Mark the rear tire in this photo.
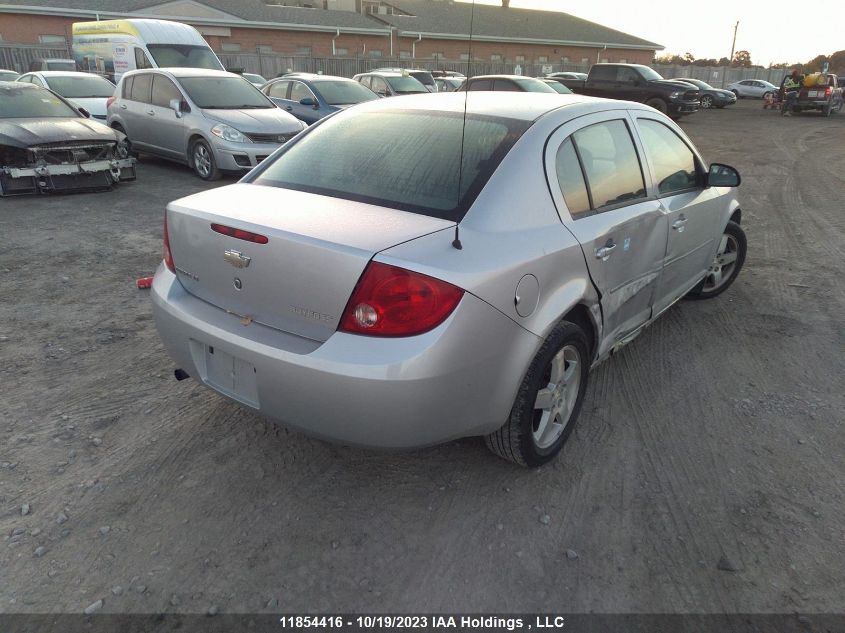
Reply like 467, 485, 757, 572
645, 97, 668, 114
190, 138, 221, 181
686, 221, 747, 300
485, 321, 589, 467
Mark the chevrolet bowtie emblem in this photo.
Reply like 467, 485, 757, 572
223, 249, 251, 269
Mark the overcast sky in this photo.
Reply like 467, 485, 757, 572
460, 0, 843, 65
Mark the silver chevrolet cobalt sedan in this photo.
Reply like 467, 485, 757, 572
152, 93, 746, 466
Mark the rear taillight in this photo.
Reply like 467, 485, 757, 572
339, 262, 464, 337
106, 96, 116, 109
163, 211, 175, 273
823, 87, 832, 98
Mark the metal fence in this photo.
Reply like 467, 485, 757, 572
0, 42, 791, 87
652, 64, 789, 87
0, 43, 72, 73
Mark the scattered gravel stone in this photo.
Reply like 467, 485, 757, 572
331, 541, 338, 549
21, 504, 31, 516
170, 594, 180, 606
84, 599, 103, 615
98, 526, 111, 536
566, 549, 579, 560
717, 555, 740, 572
47, 569, 58, 577
134, 585, 146, 594
111, 586, 124, 596
30, 528, 40, 536
266, 598, 279, 609
797, 438, 806, 445
68, 450, 77, 460
207, 605, 219, 616
11, 527, 25, 537
56, 513, 69, 525
496, 523, 504, 530
34, 546, 47, 558
539, 514, 551, 525
91, 438, 103, 447
60, 528, 71, 538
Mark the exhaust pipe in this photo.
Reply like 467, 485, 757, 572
174, 368, 190, 381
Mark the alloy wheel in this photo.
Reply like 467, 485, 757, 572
703, 233, 739, 292
532, 344, 581, 450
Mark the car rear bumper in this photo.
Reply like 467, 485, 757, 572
150, 264, 541, 448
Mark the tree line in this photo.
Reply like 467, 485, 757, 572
654, 49, 845, 74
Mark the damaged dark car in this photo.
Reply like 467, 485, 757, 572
0, 82, 135, 196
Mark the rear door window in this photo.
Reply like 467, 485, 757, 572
370, 76, 389, 97
122, 76, 134, 98
571, 119, 646, 210
590, 66, 616, 81
468, 79, 492, 91
129, 73, 152, 103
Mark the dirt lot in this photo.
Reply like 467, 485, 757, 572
1, 100, 844, 622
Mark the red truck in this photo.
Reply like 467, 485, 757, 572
782, 73, 844, 116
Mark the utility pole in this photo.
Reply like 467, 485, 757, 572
729, 21, 739, 65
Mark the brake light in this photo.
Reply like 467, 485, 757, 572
106, 96, 116, 109
163, 211, 175, 273
211, 223, 269, 244
823, 87, 832, 98
339, 262, 464, 337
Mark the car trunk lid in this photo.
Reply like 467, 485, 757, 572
166, 183, 453, 342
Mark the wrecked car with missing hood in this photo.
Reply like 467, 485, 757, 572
0, 81, 135, 196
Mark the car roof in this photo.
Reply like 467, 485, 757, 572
469, 75, 538, 81
123, 68, 239, 79
356, 71, 407, 78
26, 71, 108, 78
343, 91, 631, 122
281, 74, 355, 83
0, 82, 40, 93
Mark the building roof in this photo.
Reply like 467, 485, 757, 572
0, 0, 391, 33
371, 0, 662, 50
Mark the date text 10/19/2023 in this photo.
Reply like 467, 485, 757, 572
278, 616, 568, 630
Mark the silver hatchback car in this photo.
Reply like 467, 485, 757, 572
152, 93, 746, 466
107, 69, 305, 180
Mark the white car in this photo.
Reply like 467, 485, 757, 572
16, 71, 115, 120
726, 79, 777, 99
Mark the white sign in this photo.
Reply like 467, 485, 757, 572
541, 64, 553, 75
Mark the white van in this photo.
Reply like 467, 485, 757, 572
72, 19, 224, 83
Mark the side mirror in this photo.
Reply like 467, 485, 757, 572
299, 97, 317, 108
170, 98, 190, 117
707, 163, 741, 187
78, 107, 91, 119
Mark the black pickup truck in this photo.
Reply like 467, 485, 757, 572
558, 64, 700, 119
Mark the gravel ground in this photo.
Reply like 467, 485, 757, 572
1, 100, 843, 621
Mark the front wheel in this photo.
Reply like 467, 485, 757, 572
645, 98, 668, 114
485, 321, 589, 467
191, 138, 221, 181
700, 95, 713, 109
686, 221, 747, 300
763, 91, 773, 100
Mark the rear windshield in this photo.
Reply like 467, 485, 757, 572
385, 76, 428, 94
314, 80, 378, 105
252, 109, 530, 221
0, 84, 79, 118
178, 76, 273, 109
46, 75, 115, 98
46, 61, 76, 71
146, 45, 224, 71
514, 77, 558, 93
410, 71, 435, 87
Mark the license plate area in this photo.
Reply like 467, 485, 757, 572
189, 340, 259, 408
808, 90, 818, 97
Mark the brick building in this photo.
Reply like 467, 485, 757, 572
0, 0, 662, 73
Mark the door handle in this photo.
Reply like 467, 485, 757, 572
672, 216, 689, 232
595, 241, 617, 261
